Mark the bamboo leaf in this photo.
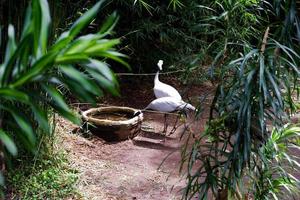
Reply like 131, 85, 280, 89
85, 59, 117, 82
20, 5, 33, 40
1, 34, 32, 86
99, 12, 119, 35
0, 88, 30, 103
50, 103, 80, 125
60, 65, 102, 96
55, 53, 89, 64
39, 0, 51, 54
266, 69, 283, 107
69, 1, 104, 38
42, 84, 69, 111
11, 52, 57, 88
85, 68, 119, 96
0, 105, 36, 146
4, 25, 17, 65
0, 172, 4, 186
63, 78, 97, 103
84, 39, 120, 54
32, 0, 42, 57
30, 103, 49, 132
96, 51, 130, 69
0, 129, 17, 156
63, 34, 99, 55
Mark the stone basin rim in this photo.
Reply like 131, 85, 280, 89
82, 106, 143, 126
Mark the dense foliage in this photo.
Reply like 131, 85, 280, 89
181, 0, 300, 199
66, 0, 211, 73
0, 0, 125, 194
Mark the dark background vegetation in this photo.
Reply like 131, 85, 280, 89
1, 0, 209, 74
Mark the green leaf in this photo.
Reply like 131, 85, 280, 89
99, 12, 119, 35
1, 34, 32, 86
11, 114, 35, 146
133, 0, 153, 14
0, 88, 30, 103
11, 51, 57, 88
85, 68, 119, 96
84, 39, 120, 54
0, 88, 49, 133
20, 5, 33, 40
60, 65, 102, 96
0, 105, 35, 146
0, 129, 17, 156
197, 5, 217, 12
55, 53, 89, 64
42, 84, 69, 111
239, 49, 259, 77
39, 0, 51, 54
259, 55, 267, 99
266, 69, 283, 107
50, 103, 81, 125
0, 172, 4, 186
4, 25, 17, 65
168, 0, 184, 11
69, 1, 104, 38
63, 78, 97, 103
86, 59, 117, 82
63, 34, 99, 55
50, 32, 72, 52
96, 51, 130, 69
32, 0, 42, 57
30, 103, 49, 133
280, 57, 300, 75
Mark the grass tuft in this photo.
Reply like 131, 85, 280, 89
5, 129, 81, 199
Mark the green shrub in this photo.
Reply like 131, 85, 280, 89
7, 142, 80, 199
0, 0, 126, 194
181, 0, 300, 199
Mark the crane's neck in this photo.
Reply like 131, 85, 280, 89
154, 70, 160, 85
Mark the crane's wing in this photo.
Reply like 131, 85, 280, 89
145, 97, 181, 112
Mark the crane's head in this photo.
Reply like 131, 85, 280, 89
157, 60, 163, 70
178, 102, 197, 117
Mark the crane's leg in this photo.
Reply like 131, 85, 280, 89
169, 114, 180, 135
160, 113, 169, 143
163, 113, 168, 134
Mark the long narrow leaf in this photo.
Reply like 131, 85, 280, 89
69, 1, 104, 38
99, 12, 119, 35
11, 52, 57, 88
60, 65, 102, 96
39, 0, 51, 54
0, 129, 17, 156
0, 105, 35, 146
4, 25, 17, 65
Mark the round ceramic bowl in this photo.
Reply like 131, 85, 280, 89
82, 106, 143, 141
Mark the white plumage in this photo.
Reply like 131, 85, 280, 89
145, 97, 195, 113
144, 97, 196, 135
154, 60, 182, 100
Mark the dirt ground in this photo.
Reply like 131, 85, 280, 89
59, 76, 214, 200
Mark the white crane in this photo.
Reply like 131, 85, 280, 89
144, 97, 196, 134
154, 60, 182, 100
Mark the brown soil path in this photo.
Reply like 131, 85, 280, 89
60, 116, 188, 199
60, 77, 214, 200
